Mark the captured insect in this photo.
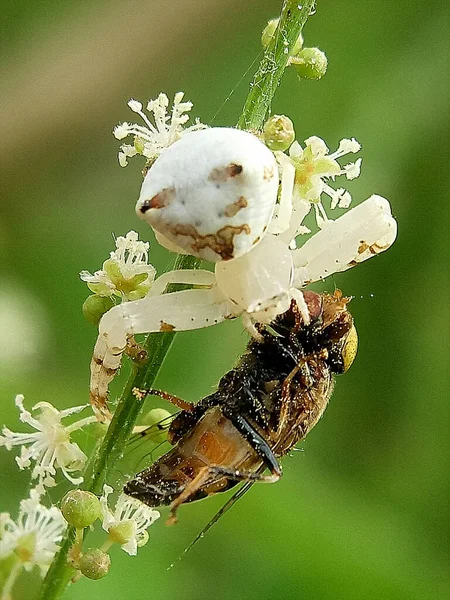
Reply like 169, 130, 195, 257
124, 289, 357, 525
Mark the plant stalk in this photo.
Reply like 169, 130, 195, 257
38, 1, 315, 598
238, 0, 316, 131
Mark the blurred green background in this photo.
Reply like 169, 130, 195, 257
1, 1, 448, 599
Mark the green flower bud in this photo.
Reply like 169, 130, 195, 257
61, 491, 101, 529
261, 18, 278, 47
82, 295, 115, 325
263, 115, 295, 151
261, 18, 303, 54
88, 421, 108, 440
108, 519, 135, 545
140, 408, 171, 444
79, 548, 111, 580
291, 47, 328, 80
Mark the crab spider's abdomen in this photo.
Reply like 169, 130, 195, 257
136, 128, 279, 262
215, 235, 293, 320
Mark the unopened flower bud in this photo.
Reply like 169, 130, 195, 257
263, 115, 295, 151
140, 408, 171, 444
80, 548, 111, 580
261, 18, 278, 47
89, 421, 108, 440
261, 18, 303, 54
291, 47, 328, 80
61, 490, 101, 529
82, 295, 115, 325
108, 519, 135, 545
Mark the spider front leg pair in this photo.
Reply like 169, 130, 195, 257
89, 233, 294, 418
90, 271, 231, 418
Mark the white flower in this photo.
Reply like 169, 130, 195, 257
100, 485, 159, 556
0, 489, 66, 574
278, 135, 362, 228
80, 230, 156, 301
113, 92, 207, 166
0, 395, 96, 495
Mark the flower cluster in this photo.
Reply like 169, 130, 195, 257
0, 391, 161, 586
0, 489, 66, 574
80, 230, 156, 301
113, 92, 206, 167
278, 134, 363, 231
0, 395, 96, 495
100, 485, 160, 556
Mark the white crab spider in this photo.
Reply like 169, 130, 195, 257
90, 127, 397, 418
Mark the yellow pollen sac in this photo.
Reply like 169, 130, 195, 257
342, 324, 358, 372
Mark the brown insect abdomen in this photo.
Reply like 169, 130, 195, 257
125, 406, 256, 508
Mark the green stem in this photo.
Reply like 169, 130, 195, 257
87, 253, 200, 495
1, 560, 22, 600
38, 2, 313, 598
238, 0, 316, 131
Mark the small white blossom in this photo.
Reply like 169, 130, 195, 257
0, 489, 66, 574
118, 144, 138, 167
127, 99, 143, 113
278, 134, 362, 229
80, 230, 156, 301
100, 485, 159, 556
343, 158, 362, 181
0, 395, 96, 495
113, 92, 206, 166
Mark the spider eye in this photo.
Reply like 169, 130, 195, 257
341, 323, 358, 373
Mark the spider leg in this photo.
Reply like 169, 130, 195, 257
148, 269, 215, 297
90, 288, 232, 419
292, 195, 397, 286
267, 154, 295, 235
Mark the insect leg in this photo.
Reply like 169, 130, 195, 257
220, 409, 282, 478
167, 462, 280, 526
207, 466, 279, 484
276, 363, 302, 435
132, 387, 195, 412
166, 466, 213, 525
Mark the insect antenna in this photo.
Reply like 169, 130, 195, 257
167, 479, 257, 570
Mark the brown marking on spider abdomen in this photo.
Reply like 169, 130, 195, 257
263, 165, 275, 181
224, 196, 248, 218
171, 223, 251, 260
208, 163, 243, 182
139, 187, 176, 213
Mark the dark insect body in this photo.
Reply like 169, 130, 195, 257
124, 290, 358, 524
